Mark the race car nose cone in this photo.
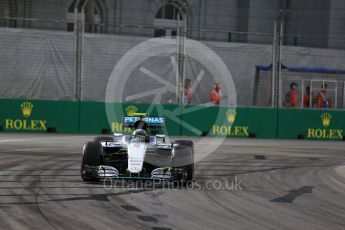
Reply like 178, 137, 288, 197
128, 142, 147, 173
128, 157, 145, 173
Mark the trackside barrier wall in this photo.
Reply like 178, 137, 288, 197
277, 109, 345, 140
0, 99, 79, 133
0, 99, 344, 140
79, 102, 277, 138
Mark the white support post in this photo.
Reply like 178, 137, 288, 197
277, 20, 284, 108
176, 15, 181, 104
271, 21, 277, 108
74, 0, 81, 100
74, 0, 88, 101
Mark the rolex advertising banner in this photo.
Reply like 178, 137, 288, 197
0, 99, 79, 133
277, 109, 345, 140
0, 99, 344, 141
79, 102, 276, 138
79, 103, 276, 138
203, 107, 277, 138
178, 106, 277, 138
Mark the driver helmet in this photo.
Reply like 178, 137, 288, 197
132, 129, 148, 142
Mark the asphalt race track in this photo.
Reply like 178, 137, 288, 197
0, 133, 345, 230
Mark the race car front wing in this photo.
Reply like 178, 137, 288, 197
84, 165, 184, 180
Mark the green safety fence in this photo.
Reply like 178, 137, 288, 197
0, 98, 344, 140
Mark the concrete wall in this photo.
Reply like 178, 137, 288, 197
284, 0, 330, 48
0, 0, 344, 48
2, 27, 345, 106
328, 0, 345, 49
247, 0, 280, 44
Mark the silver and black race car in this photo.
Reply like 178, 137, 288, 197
80, 115, 194, 182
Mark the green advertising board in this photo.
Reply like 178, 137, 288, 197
79, 103, 277, 138
200, 107, 277, 139
0, 98, 344, 141
0, 99, 79, 133
80, 102, 181, 135
277, 109, 345, 140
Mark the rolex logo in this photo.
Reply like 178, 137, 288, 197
125, 105, 138, 116
21, 101, 33, 118
226, 109, 237, 124
321, 112, 331, 128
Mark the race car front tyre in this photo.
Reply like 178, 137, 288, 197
174, 140, 194, 178
172, 142, 194, 182
81, 141, 104, 181
174, 140, 194, 148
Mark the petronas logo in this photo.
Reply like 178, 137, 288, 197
321, 112, 331, 128
21, 101, 33, 118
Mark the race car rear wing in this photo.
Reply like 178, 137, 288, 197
123, 116, 165, 128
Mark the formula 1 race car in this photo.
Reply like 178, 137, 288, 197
80, 115, 194, 182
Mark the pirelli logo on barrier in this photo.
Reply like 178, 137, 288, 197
211, 109, 250, 137
4, 101, 47, 131
307, 112, 343, 140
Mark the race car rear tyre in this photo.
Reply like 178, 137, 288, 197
172, 142, 194, 182
94, 136, 114, 143
81, 141, 104, 181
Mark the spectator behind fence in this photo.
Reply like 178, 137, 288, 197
284, 82, 298, 107
303, 86, 311, 108
210, 82, 226, 105
316, 83, 332, 109
182, 78, 193, 105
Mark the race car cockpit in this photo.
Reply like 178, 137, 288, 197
131, 129, 148, 142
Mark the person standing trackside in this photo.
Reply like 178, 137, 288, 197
303, 86, 311, 108
210, 82, 226, 105
182, 78, 193, 105
316, 83, 331, 109
284, 82, 298, 107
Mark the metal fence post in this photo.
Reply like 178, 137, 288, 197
176, 16, 180, 104
74, 0, 88, 101
271, 21, 277, 108
277, 19, 284, 108
74, 0, 81, 101
176, 12, 187, 105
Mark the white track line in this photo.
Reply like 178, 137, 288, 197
0, 137, 49, 143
